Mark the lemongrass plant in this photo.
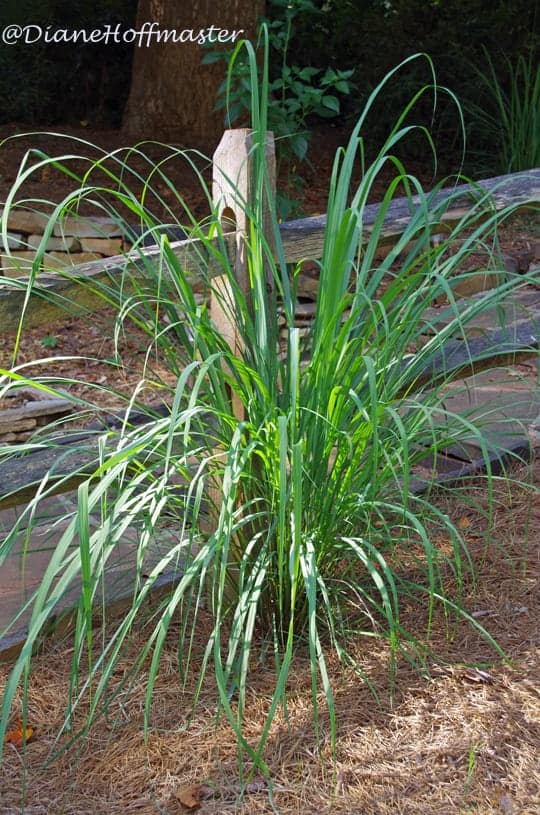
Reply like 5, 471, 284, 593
0, 41, 536, 777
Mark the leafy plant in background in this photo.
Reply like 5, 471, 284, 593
203, 0, 354, 217
0, 39, 536, 787
466, 47, 540, 175
283, 0, 539, 173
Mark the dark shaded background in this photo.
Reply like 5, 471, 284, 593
0, 1, 538, 169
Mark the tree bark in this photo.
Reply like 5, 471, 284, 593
121, 0, 263, 149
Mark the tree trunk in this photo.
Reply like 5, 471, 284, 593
121, 0, 263, 149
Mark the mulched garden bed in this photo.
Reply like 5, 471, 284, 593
1, 458, 538, 814
0, 124, 538, 814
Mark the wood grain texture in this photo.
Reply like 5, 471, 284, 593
1, 169, 537, 331
0, 441, 101, 510
280, 169, 540, 262
0, 232, 238, 331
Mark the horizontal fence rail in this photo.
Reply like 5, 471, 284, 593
0, 128, 538, 511
1, 167, 538, 332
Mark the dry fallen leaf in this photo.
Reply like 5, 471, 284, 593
173, 776, 267, 808
244, 778, 268, 795
174, 784, 202, 811
499, 793, 514, 814
457, 516, 472, 529
4, 721, 34, 748
462, 667, 495, 684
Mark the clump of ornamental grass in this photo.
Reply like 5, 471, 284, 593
466, 47, 540, 174
0, 43, 536, 781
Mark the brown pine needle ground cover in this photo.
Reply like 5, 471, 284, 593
1, 456, 538, 815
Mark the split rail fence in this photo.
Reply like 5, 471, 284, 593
0, 128, 539, 511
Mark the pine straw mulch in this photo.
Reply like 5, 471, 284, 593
0, 456, 538, 815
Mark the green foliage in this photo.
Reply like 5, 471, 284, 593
286, 0, 539, 170
212, 58, 354, 161
1, 0, 537, 178
466, 48, 540, 174
0, 42, 536, 781
203, 0, 354, 216
39, 334, 58, 348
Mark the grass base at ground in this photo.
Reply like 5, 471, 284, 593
1, 457, 538, 815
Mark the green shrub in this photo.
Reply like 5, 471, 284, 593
287, 0, 539, 170
203, 0, 354, 217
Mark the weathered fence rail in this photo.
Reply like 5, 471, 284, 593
280, 168, 540, 262
1, 153, 538, 332
0, 130, 539, 511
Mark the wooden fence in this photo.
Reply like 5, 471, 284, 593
1, 129, 538, 334
0, 129, 539, 510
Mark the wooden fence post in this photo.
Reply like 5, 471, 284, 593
210, 128, 276, 419
204, 129, 276, 534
